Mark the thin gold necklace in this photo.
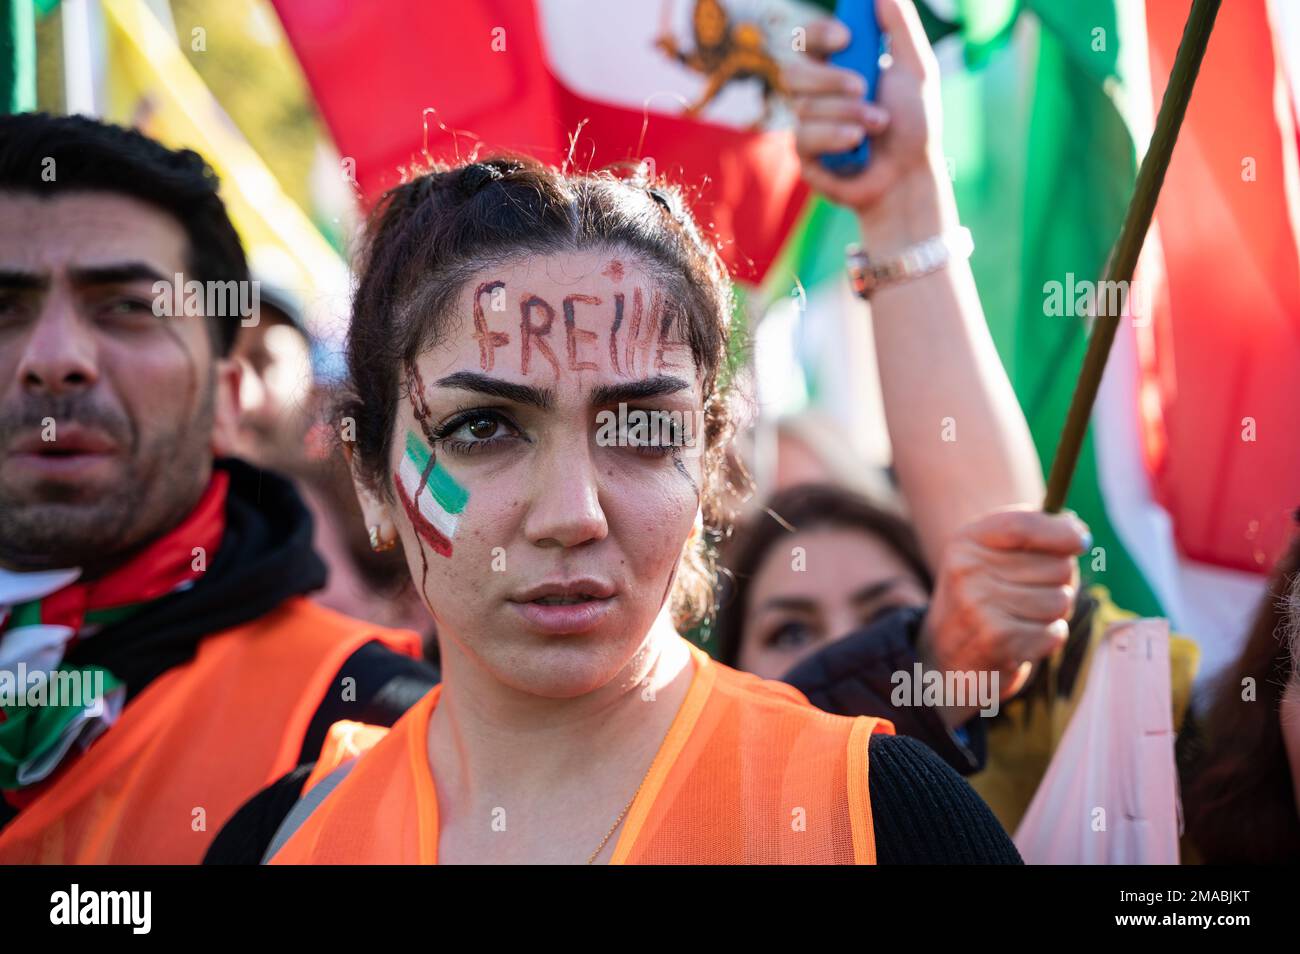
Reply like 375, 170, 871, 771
588, 644, 691, 863
587, 774, 649, 864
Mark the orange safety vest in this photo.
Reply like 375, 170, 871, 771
0, 597, 420, 864
270, 640, 894, 865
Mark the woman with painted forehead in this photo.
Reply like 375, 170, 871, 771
255, 150, 1019, 865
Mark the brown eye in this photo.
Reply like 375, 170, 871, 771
434, 408, 524, 457
467, 416, 499, 439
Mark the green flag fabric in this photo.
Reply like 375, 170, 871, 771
1, 0, 37, 114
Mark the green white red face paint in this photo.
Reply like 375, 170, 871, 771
395, 428, 468, 558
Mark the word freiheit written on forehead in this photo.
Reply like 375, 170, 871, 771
470, 270, 693, 377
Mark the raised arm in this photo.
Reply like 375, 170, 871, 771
785, 0, 1043, 570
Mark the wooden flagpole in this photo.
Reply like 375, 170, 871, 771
1043, 0, 1222, 513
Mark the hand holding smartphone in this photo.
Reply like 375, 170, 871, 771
819, 0, 884, 176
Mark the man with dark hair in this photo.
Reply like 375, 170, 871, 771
0, 112, 249, 358
0, 113, 438, 863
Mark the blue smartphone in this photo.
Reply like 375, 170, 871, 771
819, 0, 883, 176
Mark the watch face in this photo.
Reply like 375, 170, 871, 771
846, 261, 873, 298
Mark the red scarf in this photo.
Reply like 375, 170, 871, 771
1, 470, 230, 806
24, 471, 230, 637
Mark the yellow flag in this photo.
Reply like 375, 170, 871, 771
100, 0, 349, 366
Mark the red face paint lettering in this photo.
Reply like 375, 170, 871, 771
518, 294, 560, 376
624, 288, 664, 376
655, 300, 690, 372
608, 293, 624, 375
472, 280, 511, 371
562, 294, 601, 372
624, 287, 644, 376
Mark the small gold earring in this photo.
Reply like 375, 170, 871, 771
369, 525, 396, 552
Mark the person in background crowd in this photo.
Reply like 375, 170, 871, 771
229, 292, 434, 654
0, 112, 438, 863
1184, 529, 1300, 862
228, 280, 315, 476
715, 483, 951, 751
716, 482, 1200, 834
719, 485, 930, 684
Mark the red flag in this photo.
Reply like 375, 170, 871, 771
1141, 0, 1300, 573
271, 0, 811, 282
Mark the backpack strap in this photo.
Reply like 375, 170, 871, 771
261, 759, 357, 864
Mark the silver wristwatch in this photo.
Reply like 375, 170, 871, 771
846, 227, 974, 299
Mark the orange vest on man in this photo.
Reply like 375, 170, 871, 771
0, 598, 419, 864
269, 641, 894, 865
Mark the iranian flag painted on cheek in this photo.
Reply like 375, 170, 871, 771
396, 430, 469, 558
270, 0, 822, 281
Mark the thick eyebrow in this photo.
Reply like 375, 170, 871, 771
590, 375, 691, 407
849, 579, 906, 605
759, 596, 818, 614
0, 270, 48, 291
435, 371, 553, 410
0, 264, 168, 291
69, 263, 170, 287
